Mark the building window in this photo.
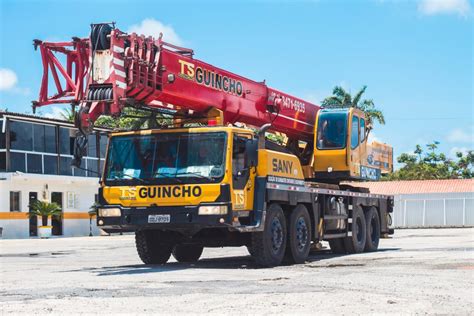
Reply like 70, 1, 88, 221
10, 191, 21, 212
59, 127, 74, 155
87, 158, 99, 177
44, 125, 57, 153
0, 152, 5, 172
99, 159, 105, 176
33, 124, 46, 152
44, 155, 58, 175
10, 152, 26, 172
59, 156, 73, 176
10, 121, 33, 151
73, 166, 86, 177
88, 133, 97, 157
0, 119, 5, 149
27, 153, 43, 174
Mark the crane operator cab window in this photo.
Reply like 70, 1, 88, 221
316, 111, 348, 149
351, 115, 359, 149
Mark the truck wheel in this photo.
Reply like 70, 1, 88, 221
364, 207, 380, 252
172, 244, 204, 262
344, 205, 367, 254
328, 238, 346, 254
284, 205, 311, 264
135, 230, 173, 264
250, 203, 287, 267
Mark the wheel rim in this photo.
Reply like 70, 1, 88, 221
296, 217, 308, 251
271, 217, 284, 254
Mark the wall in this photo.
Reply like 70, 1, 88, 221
0, 172, 101, 239
392, 192, 474, 228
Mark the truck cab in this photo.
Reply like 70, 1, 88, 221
97, 126, 262, 232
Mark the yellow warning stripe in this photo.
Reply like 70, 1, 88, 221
0, 212, 95, 220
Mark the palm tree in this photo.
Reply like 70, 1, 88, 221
28, 200, 62, 227
321, 85, 385, 129
59, 107, 75, 122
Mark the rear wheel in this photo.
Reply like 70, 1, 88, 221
250, 203, 287, 267
344, 206, 367, 254
135, 230, 173, 264
284, 205, 311, 264
172, 244, 204, 262
364, 207, 380, 252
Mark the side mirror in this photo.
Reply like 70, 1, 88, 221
245, 139, 258, 168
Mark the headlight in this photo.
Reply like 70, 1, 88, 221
198, 205, 228, 215
98, 208, 121, 217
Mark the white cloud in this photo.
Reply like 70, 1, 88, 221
0, 68, 18, 91
449, 146, 470, 157
43, 106, 69, 120
128, 19, 183, 45
446, 126, 474, 143
367, 131, 381, 144
418, 0, 472, 17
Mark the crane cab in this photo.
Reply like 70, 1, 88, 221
312, 107, 384, 182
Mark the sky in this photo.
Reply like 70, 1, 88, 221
0, 0, 472, 166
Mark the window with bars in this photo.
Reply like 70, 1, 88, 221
10, 191, 21, 212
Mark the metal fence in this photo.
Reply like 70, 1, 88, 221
393, 193, 474, 228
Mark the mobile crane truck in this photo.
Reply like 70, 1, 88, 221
33, 22, 394, 266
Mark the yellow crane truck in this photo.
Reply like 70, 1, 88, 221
33, 23, 394, 266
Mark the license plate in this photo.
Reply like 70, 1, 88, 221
148, 214, 170, 223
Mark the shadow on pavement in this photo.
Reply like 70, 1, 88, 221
85, 247, 400, 276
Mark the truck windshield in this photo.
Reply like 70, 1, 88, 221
316, 111, 348, 149
105, 132, 227, 185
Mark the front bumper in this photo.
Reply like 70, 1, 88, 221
97, 203, 232, 232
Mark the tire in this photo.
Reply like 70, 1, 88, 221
172, 244, 204, 263
250, 203, 287, 267
344, 205, 367, 254
284, 205, 311, 264
329, 238, 346, 254
364, 207, 381, 252
135, 230, 173, 264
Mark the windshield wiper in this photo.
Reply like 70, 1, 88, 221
175, 171, 213, 181
152, 172, 182, 183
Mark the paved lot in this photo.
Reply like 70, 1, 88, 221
1, 228, 473, 315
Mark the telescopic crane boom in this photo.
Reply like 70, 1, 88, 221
33, 23, 318, 142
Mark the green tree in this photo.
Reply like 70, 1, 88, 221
50, 106, 171, 130
95, 108, 172, 129
59, 107, 75, 121
321, 85, 385, 129
385, 143, 474, 180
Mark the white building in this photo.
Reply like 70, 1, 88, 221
0, 111, 110, 238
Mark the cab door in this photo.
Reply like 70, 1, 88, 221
231, 134, 256, 211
